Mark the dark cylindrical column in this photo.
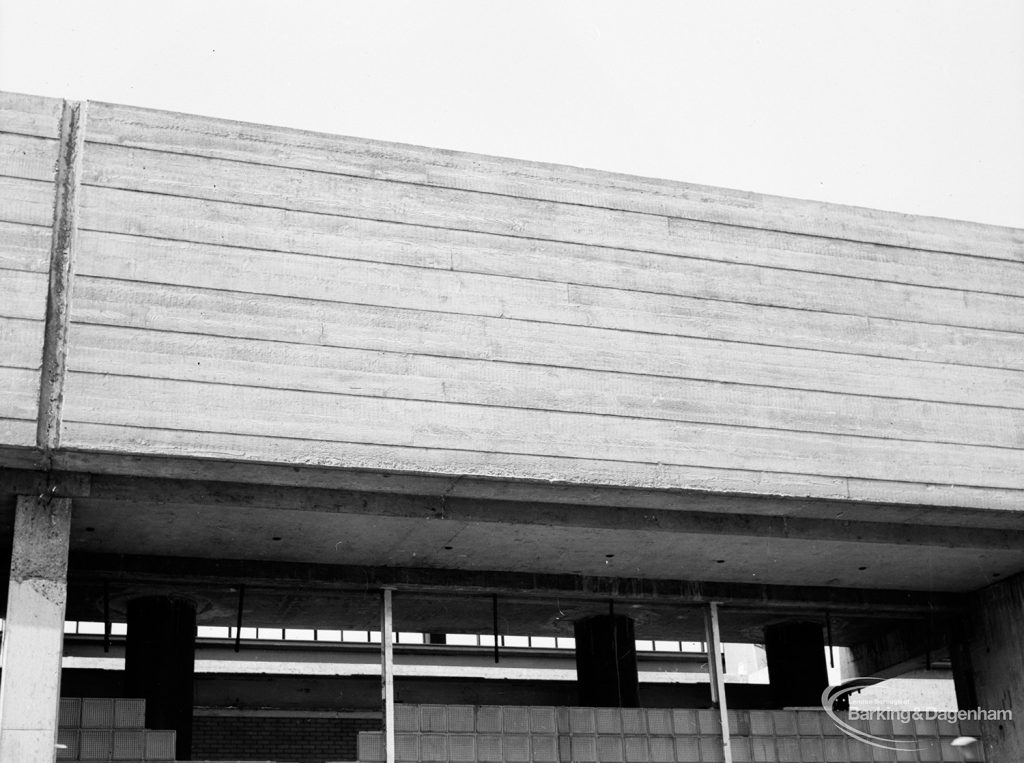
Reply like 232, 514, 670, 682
573, 614, 640, 707
764, 621, 829, 708
125, 597, 197, 760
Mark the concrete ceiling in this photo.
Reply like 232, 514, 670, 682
2, 469, 1020, 647
59, 499, 1018, 593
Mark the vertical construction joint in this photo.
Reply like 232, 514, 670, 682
37, 98, 87, 462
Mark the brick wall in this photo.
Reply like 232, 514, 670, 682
192, 714, 381, 763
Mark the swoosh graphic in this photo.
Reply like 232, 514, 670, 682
821, 678, 924, 752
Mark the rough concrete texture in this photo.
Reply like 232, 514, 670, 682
964, 573, 1024, 763
0, 495, 72, 763
8, 495, 72, 583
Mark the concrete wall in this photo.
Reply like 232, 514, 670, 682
0, 94, 62, 453
3, 92, 1024, 510
962, 574, 1024, 762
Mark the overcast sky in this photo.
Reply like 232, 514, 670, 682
1, 1, 1022, 227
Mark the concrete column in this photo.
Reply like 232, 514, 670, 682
0, 495, 72, 763
764, 621, 829, 708
573, 614, 640, 707
956, 573, 1024, 763
125, 596, 197, 760
948, 617, 978, 711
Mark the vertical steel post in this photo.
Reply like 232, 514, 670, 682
381, 588, 396, 763
492, 594, 500, 664
704, 602, 732, 763
234, 584, 245, 653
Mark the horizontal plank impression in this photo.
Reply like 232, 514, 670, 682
74, 227, 1024, 350
81, 147, 1024, 296
57, 422, 1024, 513
67, 324, 1024, 449
0, 418, 36, 448
0, 175, 58, 227
0, 269, 50, 321
0, 92, 63, 139
73, 232, 1024, 370
61, 373, 1024, 489
0, 319, 45, 369
53, 420, 854, 496
85, 101, 1024, 260
53, 444, 1024, 515
0, 133, 58, 182
70, 277, 1024, 409
81, 143, 677, 246
0, 221, 51, 272
0, 367, 41, 420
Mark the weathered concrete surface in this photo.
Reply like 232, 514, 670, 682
0, 495, 71, 763
36, 99, 86, 459
7, 91, 1024, 515
960, 573, 1024, 763
59, 482, 1024, 593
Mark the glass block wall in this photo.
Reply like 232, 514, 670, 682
357, 704, 983, 763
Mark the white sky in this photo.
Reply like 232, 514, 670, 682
1, 1, 1022, 227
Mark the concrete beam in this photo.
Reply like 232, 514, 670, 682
76, 473, 1024, 544
68, 552, 966, 617
62, 553, 965, 646
0, 469, 91, 498
0, 495, 72, 763
51, 452, 1024, 527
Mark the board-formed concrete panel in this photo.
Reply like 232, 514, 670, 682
2, 91, 1024, 515
0, 94, 63, 458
